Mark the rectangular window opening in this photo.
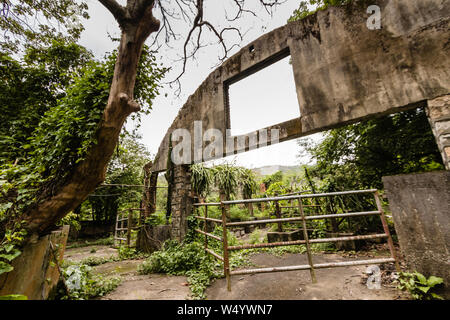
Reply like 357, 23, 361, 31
225, 51, 300, 136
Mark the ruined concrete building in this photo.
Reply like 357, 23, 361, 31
140, 0, 449, 287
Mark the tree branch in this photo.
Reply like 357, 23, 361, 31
98, 0, 128, 26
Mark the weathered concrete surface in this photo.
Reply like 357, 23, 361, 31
170, 165, 193, 241
151, 0, 450, 172
0, 226, 69, 300
382, 172, 450, 294
427, 94, 450, 170
206, 253, 404, 300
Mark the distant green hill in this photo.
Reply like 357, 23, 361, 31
251, 165, 302, 176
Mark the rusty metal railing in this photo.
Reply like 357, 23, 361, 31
193, 189, 399, 291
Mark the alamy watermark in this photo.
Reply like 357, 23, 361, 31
170, 121, 280, 165
367, 5, 381, 30
366, 265, 381, 289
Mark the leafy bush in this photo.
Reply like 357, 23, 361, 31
58, 211, 81, 231
145, 212, 166, 226
397, 271, 444, 300
238, 168, 258, 199
253, 207, 270, 219
58, 264, 120, 300
262, 171, 283, 189
138, 240, 219, 299
249, 229, 264, 244
0, 44, 166, 277
213, 164, 239, 199
139, 241, 211, 275
117, 245, 146, 260
229, 206, 250, 221
190, 164, 213, 198
80, 256, 112, 267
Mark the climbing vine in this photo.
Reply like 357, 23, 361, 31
0, 43, 166, 277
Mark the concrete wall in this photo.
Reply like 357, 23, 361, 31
151, 0, 450, 172
0, 226, 69, 300
427, 94, 450, 170
383, 172, 450, 291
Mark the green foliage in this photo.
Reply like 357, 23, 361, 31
253, 207, 270, 219
265, 181, 291, 212
295, 108, 444, 234
190, 163, 213, 198
265, 181, 289, 197
79, 256, 112, 267
0, 294, 27, 300
0, 1, 89, 54
58, 264, 120, 300
262, 171, 283, 189
200, 204, 221, 219
139, 241, 210, 275
229, 206, 250, 221
117, 245, 146, 260
184, 214, 200, 243
397, 271, 444, 300
302, 109, 444, 190
58, 211, 81, 231
238, 168, 258, 199
0, 41, 165, 276
144, 212, 166, 226
213, 163, 240, 199
289, 0, 351, 22
249, 229, 265, 245
138, 240, 219, 299
88, 136, 152, 224
0, 224, 26, 276
0, 40, 92, 162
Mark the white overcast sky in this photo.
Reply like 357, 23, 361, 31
79, 0, 322, 168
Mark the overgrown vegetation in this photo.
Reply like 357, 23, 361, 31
56, 264, 121, 300
138, 240, 220, 300
289, 0, 353, 21
191, 163, 213, 200
397, 271, 444, 300
0, 38, 165, 276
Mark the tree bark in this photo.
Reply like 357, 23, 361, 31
23, 0, 160, 236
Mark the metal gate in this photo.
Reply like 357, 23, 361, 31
193, 189, 399, 291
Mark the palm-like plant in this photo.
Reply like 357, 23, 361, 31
213, 163, 239, 201
190, 163, 213, 200
238, 167, 258, 216
239, 168, 258, 199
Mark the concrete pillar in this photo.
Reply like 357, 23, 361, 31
170, 164, 192, 241
383, 171, 450, 298
141, 162, 158, 220
0, 226, 69, 300
426, 95, 450, 170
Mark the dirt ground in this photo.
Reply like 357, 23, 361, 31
64, 245, 191, 300
206, 253, 404, 300
63, 244, 406, 300
64, 245, 118, 262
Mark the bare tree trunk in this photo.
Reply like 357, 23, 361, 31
23, 0, 160, 236
247, 203, 254, 216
